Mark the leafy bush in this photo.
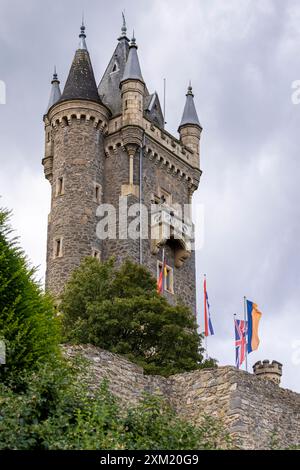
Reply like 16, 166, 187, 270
61, 258, 216, 376
0, 208, 60, 383
0, 358, 231, 450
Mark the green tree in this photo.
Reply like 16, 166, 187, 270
0, 207, 60, 383
61, 257, 216, 376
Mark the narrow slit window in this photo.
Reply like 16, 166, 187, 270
54, 238, 63, 258
56, 177, 64, 196
94, 184, 101, 204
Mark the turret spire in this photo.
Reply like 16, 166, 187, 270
121, 32, 144, 83
59, 22, 101, 104
78, 19, 87, 50
45, 66, 61, 114
178, 83, 201, 130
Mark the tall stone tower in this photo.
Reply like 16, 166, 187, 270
43, 20, 202, 315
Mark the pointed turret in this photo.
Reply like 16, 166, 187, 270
121, 34, 144, 84
45, 67, 61, 114
43, 68, 60, 183
98, 15, 130, 115
120, 33, 145, 129
178, 83, 201, 130
178, 84, 202, 168
59, 23, 101, 104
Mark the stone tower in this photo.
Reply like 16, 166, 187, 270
43, 20, 202, 315
253, 360, 283, 386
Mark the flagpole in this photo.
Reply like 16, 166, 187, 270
162, 248, 165, 292
204, 274, 208, 359
234, 313, 237, 369
243, 296, 248, 372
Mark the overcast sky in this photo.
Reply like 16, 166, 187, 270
0, 0, 300, 391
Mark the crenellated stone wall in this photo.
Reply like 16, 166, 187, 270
63, 345, 300, 450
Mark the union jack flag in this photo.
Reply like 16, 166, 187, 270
235, 319, 248, 369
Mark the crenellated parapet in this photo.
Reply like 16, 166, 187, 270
104, 131, 201, 190
42, 100, 110, 186
48, 100, 110, 133
253, 360, 283, 385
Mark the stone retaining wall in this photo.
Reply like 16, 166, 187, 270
63, 345, 300, 450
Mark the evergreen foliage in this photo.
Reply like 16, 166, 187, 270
61, 257, 216, 376
0, 208, 60, 383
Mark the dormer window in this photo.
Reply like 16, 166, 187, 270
111, 61, 119, 73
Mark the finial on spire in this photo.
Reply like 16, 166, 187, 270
52, 66, 59, 84
78, 18, 87, 50
187, 81, 194, 96
118, 11, 129, 41
121, 11, 127, 36
130, 31, 137, 48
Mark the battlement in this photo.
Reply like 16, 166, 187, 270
48, 100, 110, 133
253, 359, 283, 385
106, 115, 199, 170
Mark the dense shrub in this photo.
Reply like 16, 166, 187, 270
0, 358, 231, 450
61, 257, 216, 376
0, 208, 60, 383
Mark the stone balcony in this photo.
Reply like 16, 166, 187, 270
150, 204, 194, 267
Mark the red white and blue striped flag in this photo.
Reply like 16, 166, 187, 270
235, 319, 247, 369
204, 276, 214, 337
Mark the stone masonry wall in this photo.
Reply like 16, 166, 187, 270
103, 140, 197, 314
46, 104, 107, 296
64, 345, 300, 450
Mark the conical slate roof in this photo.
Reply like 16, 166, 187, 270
59, 24, 101, 104
178, 84, 201, 130
46, 68, 61, 114
98, 21, 130, 115
121, 35, 144, 83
